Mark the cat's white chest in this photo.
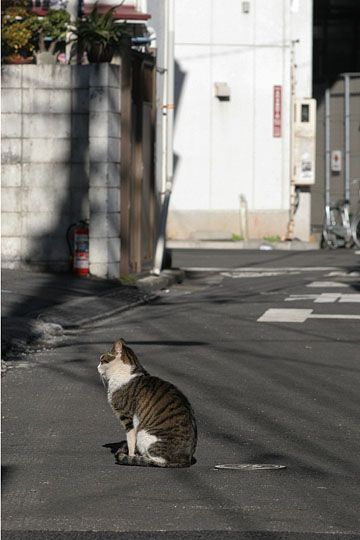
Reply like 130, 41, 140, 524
106, 364, 138, 400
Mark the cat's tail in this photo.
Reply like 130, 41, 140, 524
115, 452, 190, 468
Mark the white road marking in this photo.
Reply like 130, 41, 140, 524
285, 293, 336, 303
315, 293, 343, 303
184, 266, 339, 273
221, 271, 300, 278
307, 281, 350, 288
326, 271, 360, 277
258, 309, 313, 322
339, 294, 360, 303
285, 293, 360, 303
258, 308, 360, 323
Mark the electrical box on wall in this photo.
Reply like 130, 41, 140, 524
331, 150, 342, 172
292, 98, 316, 185
214, 82, 231, 100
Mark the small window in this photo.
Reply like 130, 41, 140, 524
301, 104, 310, 122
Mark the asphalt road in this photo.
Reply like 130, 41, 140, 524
2, 250, 360, 539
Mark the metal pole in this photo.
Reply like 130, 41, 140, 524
152, 0, 175, 275
166, 0, 175, 186
160, 0, 169, 197
325, 87, 331, 208
286, 40, 299, 240
344, 74, 350, 202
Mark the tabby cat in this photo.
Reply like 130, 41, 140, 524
98, 338, 197, 467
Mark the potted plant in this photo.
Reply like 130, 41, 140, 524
70, 5, 130, 63
1, 4, 38, 63
35, 9, 70, 64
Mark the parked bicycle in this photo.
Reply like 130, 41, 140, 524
322, 179, 360, 249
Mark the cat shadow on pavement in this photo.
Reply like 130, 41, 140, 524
103, 441, 128, 455
102, 441, 197, 465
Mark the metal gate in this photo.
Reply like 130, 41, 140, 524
311, 74, 360, 232
120, 49, 157, 275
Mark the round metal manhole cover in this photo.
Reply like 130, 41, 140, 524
214, 463, 286, 471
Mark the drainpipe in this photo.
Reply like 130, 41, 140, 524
286, 39, 299, 240
325, 87, 331, 209
343, 73, 350, 203
152, 0, 175, 275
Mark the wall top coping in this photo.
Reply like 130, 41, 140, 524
1, 63, 122, 90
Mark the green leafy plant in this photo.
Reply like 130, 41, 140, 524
2, 3, 70, 63
41, 9, 70, 41
70, 4, 130, 63
263, 235, 281, 243
1, 6, 38, 60
119, 274, 137, 286
231, 233, 244, 242
36, 9, 70, 55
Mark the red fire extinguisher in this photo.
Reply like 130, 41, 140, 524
66, 220, 89, 277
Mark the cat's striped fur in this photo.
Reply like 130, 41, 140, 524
98, 339, 197, 468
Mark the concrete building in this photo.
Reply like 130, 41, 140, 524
148, 0, 314, 242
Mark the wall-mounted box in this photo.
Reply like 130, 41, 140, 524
214, 82, 231, 100
331, 150, 342, 172
292, 98, 317, 185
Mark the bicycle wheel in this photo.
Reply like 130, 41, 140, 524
322, 224, 339, 249
322, 209, 341, 249
351, 212, 360, 248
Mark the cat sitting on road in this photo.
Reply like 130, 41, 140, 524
98, 338, 197, 467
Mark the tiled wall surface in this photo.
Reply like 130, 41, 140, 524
1, 64, 121, 278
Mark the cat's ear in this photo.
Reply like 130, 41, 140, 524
113, 339, 126, 355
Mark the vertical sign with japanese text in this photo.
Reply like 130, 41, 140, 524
273, 85, 282, 138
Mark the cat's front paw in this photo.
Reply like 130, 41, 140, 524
115, 451, 127, 463
114, 441, 128, 456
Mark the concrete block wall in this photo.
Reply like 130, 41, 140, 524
88, 65, 121, 278
1, 64, 121, 278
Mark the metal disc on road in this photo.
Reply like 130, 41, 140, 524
214, 463, 286, 471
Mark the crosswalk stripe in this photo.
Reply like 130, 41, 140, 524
307, 281, 350, 288
258, 308, 360, 323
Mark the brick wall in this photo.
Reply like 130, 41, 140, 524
1, 64, 121, 278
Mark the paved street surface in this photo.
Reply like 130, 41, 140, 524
2, 250, 360, 539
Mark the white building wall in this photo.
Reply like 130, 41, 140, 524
290, 0, 313, 241
147, 0, 313, 240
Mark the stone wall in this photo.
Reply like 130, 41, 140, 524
1, 64, 121, 278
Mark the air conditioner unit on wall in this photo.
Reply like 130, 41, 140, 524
292, 98, 317, 186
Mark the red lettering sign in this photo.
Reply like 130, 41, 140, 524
273, 85, 282, 138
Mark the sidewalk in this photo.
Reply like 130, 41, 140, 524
167, 238, 320, 250
1, 268, 184, 362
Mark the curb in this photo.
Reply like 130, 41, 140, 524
136, 269, 185, 293
2, 270, 185, 362
166, 240, 320, 251
41, 269, 185, 328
